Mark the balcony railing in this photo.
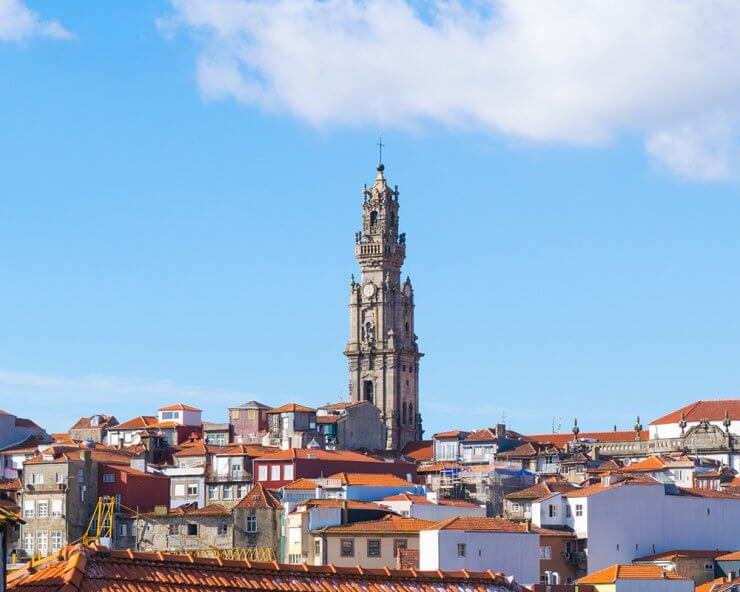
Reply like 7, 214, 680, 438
206, 471, 250, 482
25, 483, 67, 492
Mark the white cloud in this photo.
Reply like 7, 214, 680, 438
160, 0, 740, 179
0, 0, 73, 42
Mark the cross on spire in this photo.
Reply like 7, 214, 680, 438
377, 136, 385, 165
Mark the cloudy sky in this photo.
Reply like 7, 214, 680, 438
2, 0, 740, 435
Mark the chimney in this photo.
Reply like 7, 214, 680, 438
340, 499, 349, 525
524, 519, 531, 532
80, 449, 92, 463
315, 485, 323, 500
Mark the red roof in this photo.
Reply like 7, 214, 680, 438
217, 444, 275, 457
524, 431, 648, 447
432, 430, 469, 439
147, 503, 230, 517
464, 428, 499, 442
635, 550, 730, 562
429, 517, 530, 533
401, 440, 433, 462
70, 415, 117, 431
234, 483, 282, 510
578, 564, 688, 584
158, 404, 202, 412
380, 493, 479, 508
111, 416, 160, 430
0, 478, 21, 491
505, 481, 576, 501
650, 399, 740, 425
7, 544, 522, 591
267, 403, 316, 414
318, 514, 437, 534
173, 441, 230, 457
255, 448, 384, 463
14, 418, 44, 430
327, 472, 414, 486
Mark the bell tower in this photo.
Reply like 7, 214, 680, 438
344, 162, 423, 450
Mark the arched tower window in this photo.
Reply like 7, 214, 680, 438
408, 403, 414, 425
363, 380, 374, 403
402, 402, 407, 425
370, 211, 378, 226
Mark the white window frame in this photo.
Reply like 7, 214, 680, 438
270, 465, 280, 481
258, 465, 268, 482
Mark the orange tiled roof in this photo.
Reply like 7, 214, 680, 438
696, 577, 733, 592
266, 403, 316, 414
144, 502, 230, 517
158, 403, 202, 412
505, 481, 576, 501
622, 455, 695, 473
0, 478, 22, 491
635, 549, 730, 562
498, 441, 560, 459
297, 499, 388, 511
111, 416, 160, 430
650, 399, 740, 425
256, 448, 384, 463
429, 517, 530, 533
524, 431, 648, 447
218, 444, 276, 457
317, 415, 340, 424
283, 478, 318, 490
432, 430, 469, 439
7, 544, 522, 591
318, 514, 437, 535
577, 564, 688, 584
0, 506, 24, 525
172, 441, 230, 457
400, 440, 433, 462
417, 462, 461, 473
717, 551, 740, 561
380, 493, 434, 505
319, 401, 364, 411
70, 415, 117, 431
327, 472, 414, 487
234, 483, 282, 510
464, 428, 498, 442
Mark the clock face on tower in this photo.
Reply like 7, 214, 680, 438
362, 282, 376, 298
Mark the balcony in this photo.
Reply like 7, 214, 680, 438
563, 550, 587, 566
206, 471, 250, 483
25, 483, 67, 493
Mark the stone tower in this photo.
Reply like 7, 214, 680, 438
344, 162, 423, 450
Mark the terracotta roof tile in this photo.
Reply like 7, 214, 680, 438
432, 430, 469, 439
267, 403, 316, 414
635, 549, 730, 561
318, 514, 437, 534
217, 444, 276, 457
417, 462, 461, 473
110, 416, 160, 430
400, 440, 433, 462
256, 448, 385, 463
234, 483, 282, 509
146, 502, 230, 517
464, 428, 498, 442
717, 551, 740, 561
577, 564, 688, 584
69, 415, 117, 431
650, 399, 740, 425
283, 478, 318, 490
0, 478, 22, 491
505, 481, 576, 501
524, 431, 648, 447
14, 418, 44, 430
7, 544, 523, 591
158, 403, 202, 412
326, 472, 415, 486
429, 517, 530, 533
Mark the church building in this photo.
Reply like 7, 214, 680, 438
344, 162, 423, 450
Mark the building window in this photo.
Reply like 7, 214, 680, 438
187, 524, 198, 536
340, 539, 354, 557
161, 411, 174, 420
270, 465, 281, 481
174, 484, 186, 497
119, 524, 128, 537
208, 485, 218, 500
246, 409, 257, 420
246, 516, 258, 532
705, 563, 714, 572
187, 483, 198, 496
283, 465, 294, 481
24, 533, 34, 553
23, 501, 34, 518
31, 473, 43, 485
52, 500, 62, 517
314, 540, 321, 558
511, 502, 521, 512
169, 524, 179, 536
575, 504, 583, 517
51, 532, 62, 552
38, 501, 49, 518
566, 505, 571, 517
457, 543, 466, 557
393, 539, 408, 557
55, 473, 64, 484
217, 524, 228, 536
368, 539, 381, 557
540, 546, 552, 560
258, 466, 268, 481
103, 473, 115, 483
548, 505, 557, 518
37, 532, 48, 556
231, 409, 240, 420
223, 486, 233, 500
217, 435, 225, 446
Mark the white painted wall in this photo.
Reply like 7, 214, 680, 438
419, 529, 539, 586
649, 420, 740, 439
582, 483, 740, 572
378, 500, 485, 520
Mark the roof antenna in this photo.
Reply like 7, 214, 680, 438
377, 136, 384, 165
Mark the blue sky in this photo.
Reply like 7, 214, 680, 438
2, 0, 740, 437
